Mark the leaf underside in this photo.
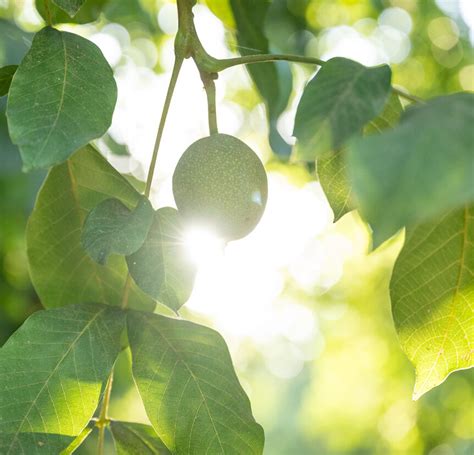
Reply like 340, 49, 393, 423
128, 311, 265, 455
7, 27, 117, 170
26, 145, 155, 311
0, 303, 125, 454
293, 57, 392, 160
391, 206, 474, 399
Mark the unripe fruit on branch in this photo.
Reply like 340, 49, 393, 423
172, 134, 268, 241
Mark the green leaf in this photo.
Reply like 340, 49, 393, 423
348, 93, 474, 247
0, 303, 126, 454
36, 0, 108, 24
230, 0, 292, 157
81, 197, 154, 265
52, 0, 86, 16
318, 93, 403, 221
365, 92, 403, 134
293, 57, 392, 160
60, 423, 94, 454
205, 0, 235, 28
127, 311, 265, 455
317, 150, 352, 222
110, 421, 171, 455
0, 433, 74, 455
0, 65, 17, 97
391, 206, 474, 399
127, 208, 196, 312
27, 145, 155, 311
104, 0, 157, 33
7, 27, 117, 170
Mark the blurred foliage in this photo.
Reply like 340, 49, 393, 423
0, 0, 472, 454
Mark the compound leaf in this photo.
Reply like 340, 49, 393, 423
127, 208, 196, 312
81, 197, 154, 265
293, 57, 391, 160
0, 303, 125, 454
230, 0, 292, 157
27, 145, 155, 311
0, 65, 17, 97
348, 93, 474, 247
110, 421, 171, 455
127, 311, 265, 455
7, 27, 117, 170
52, 0, 86, 16
391, 206, 474, 399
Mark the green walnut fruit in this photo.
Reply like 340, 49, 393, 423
172, 134, 268, 241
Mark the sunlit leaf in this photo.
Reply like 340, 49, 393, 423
127, 208, 196, 312
110, 421, 171, 455
128, 311, 265, 454
7, 27, 117, 170
348, 93, 474, 247
81, 197, 154, 265
52, 0, 86, 16
293, 57, 391, 160
391, 206, 474, 399
230, 0, 292, 157
0, 65, 17, 97
27, 145, 155, 311
0, 303, 125, 454
0, 433, 73, 455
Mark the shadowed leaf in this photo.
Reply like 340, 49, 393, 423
294, 57, 391, 160
81, 197, 154, 265
0, 65, 17, 97
110, 421, 171, 455
348, 93, 474, 246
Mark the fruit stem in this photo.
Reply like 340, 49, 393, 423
200, 71, 219, 135
97, 371, 114, 455
144, 57, 184, 198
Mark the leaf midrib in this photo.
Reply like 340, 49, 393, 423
35, 31, 68, 166
7, 308, 105, 454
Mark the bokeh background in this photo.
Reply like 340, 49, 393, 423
1, 0, 473, 454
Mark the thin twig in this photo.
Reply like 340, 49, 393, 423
97, 372, 114, 455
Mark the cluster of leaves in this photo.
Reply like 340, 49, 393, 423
0, 0, 472, 454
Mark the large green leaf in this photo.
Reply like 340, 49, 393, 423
128, 311, 265, 455
0, 65, 17, 97
7, 27, 117, 170
81, 197, 154, 265
293, 57, 391, 160
36, 0, 108, 24
27, 145, 155, 311
348, 93, 474, 247
230, 0, 292, 157
318, 92, 403, 222
127, 208, 196, 312
0, 303, 125, 454
52, 0, 86, 16
110, 421, 171, 455
391, 206, 474, 399
0, 433, 73, 455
